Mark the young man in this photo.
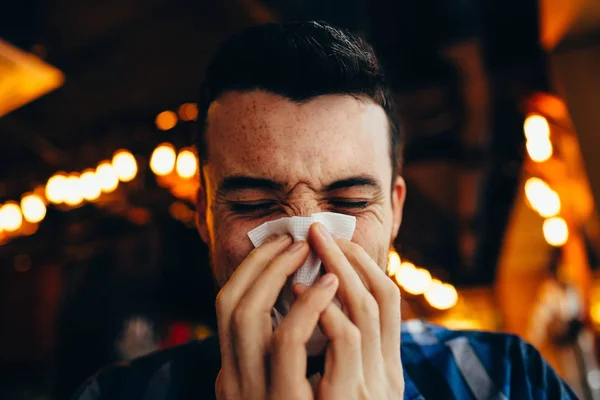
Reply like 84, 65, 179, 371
73, 21, 576, 399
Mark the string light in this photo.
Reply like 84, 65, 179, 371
96, 162, 119, 193
178, 103, 198, 121
524, 177, 561, 217
424, 280, 459, 310
523, 114, 550, 141
0, 202, 23, 232
79, 169, 102, 201
402, 267, 432, 296
155, 111, 178, 131
543, 217, 569, 247
394, 261, 415, 287
150, 144, 176, 176
45, 173, 68, 204
526, 138, 553, 162
64, 175, 83, 206
112, 150, 138, 182
387, 250, 401, 276
176, 150, 198, 179
20, 194, 46, 223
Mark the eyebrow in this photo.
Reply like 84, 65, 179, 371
217, 175, 285, 195
217, 174, 382, 195
324, 175, 382, 193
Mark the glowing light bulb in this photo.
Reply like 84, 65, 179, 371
387, 250, 401, 276
524, 178, 561, 217
64, 175, 83, 206
543, 217, 569, 247
178, 103, 198, 121
155, 111, 178, 131
402, 267, 432, 295
150, 144, 176, 176
45, 173, 68, 204
20, 194, 46, 223
96, 162, 119, 193
112, 150, 138, 182
79, 169, 102, 201
424, 280, 458, 310
526, 137, 553, 162
176, 150, 198, 179
0, 202, 23, 232
524, 114, 550, 141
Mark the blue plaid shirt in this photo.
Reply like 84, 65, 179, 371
73, 320, 577, 399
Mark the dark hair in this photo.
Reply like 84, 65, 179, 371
196, 21, 403, 176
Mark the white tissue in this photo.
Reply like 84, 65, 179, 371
247, 212, 356, 355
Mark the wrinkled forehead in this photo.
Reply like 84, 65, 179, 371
204, 91, 392, 189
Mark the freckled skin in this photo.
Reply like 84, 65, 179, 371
197, 90, 406, 287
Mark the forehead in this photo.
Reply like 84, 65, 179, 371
204, 91, 391, 187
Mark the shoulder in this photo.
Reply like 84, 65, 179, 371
400, 320, 577, 399
71, 336, 221, 400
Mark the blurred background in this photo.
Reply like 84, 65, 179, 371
2, 0, 600, 398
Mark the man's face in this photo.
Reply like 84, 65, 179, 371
197, 90, 405, 286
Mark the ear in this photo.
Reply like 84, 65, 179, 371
195, 182, 210, 244
390, 176, 406, 244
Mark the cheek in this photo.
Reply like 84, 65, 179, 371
211, 218, 257, 284
351, 220, 391, 270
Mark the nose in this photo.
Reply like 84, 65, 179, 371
283, 185, 323, 217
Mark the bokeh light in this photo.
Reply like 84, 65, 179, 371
96, 162, 119, 193
387, 250, 401, 276
402, 267, 432, 296
424, 280, 458, 310
526, 137, 553, 162
543, 217, 569, 247
64, 175, 83, 206
79, 169, 102, 201
523, 114, 550, 141
155, 111, 178, 131
394, 262, 415, 287
45, 173, 68, 204
112, 150, 138, 182
176, 150, 198, 179
178, 103, 198, 121
524, 177, 561, 217
0, 202, 23, 232
150, 144, 176, 176
20, 194, 46, 223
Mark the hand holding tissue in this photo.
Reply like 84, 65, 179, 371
247, 212, 356, 355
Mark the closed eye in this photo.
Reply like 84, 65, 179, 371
329, 200, 369, 210
230, 201, 277, 215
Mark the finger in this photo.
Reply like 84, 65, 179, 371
319, 300, 363, 385
308, 223, 382, 368
215, 234, 292, 384
232, 241, 311, 388
336, 239, 401, 365
270, 274, 339, 395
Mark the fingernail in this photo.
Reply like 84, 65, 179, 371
319, 273, 336, 286
287, 241, 305, 252
264, 234, 281, 243
318, 223, 333, 241
278, 234, 291, 242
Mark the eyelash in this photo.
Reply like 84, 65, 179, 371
231, 200, 369, 214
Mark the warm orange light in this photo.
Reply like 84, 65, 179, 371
20, 194, 46, 223
424, 280, 458, 310
155, 111, 178, 131
401, 267, 432, 296
387, 250, 401, 276
112, 150, 138, 182
178, 103, 198, 121
524, 177, 561, 217
96, 162, 119, 193
176, 150, 198, 179
64, 175, 83, 206
79, 169, 102, 201
45, 173, 68, 204
150, 144, 177, 176
524, 114, 550, 141
0, 202, 23, 232
543, 217, 569, 247
526, 137, 553, 162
